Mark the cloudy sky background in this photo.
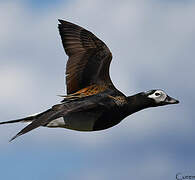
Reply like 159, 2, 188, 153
0, 0, 194, 179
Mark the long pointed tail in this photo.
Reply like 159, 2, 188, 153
1, 104, 65, 142
0, 108, 58, 142
0, 116, 35, 125
9, 108, 61, 142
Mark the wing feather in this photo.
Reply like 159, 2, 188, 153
58, 20, 113, 94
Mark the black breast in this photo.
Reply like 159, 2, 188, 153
93, 105, 126, 131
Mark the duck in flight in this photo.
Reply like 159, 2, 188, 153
0, 20, 179, 141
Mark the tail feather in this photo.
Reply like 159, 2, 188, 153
0, 116, 35, 125
9, 108, 61, 142
0, 109, 52, 126
1, 104, 68, 142
9, 118, 45, 142
0, 109, 55, 142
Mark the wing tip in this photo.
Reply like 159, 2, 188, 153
58, 19, 80, 29
58, 19, 71, 26
58, 19, 64, 24
58, 19, 72, 30
58, 19, 63, 29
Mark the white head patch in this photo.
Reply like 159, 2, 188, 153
148, 90, 167, 103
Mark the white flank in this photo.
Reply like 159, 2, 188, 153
47, 117, 66, 128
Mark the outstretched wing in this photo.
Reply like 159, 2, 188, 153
58, 20, 114, 94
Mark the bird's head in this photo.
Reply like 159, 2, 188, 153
142, 89, 179, 107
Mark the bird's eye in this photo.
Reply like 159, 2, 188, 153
155, 92, 161, 96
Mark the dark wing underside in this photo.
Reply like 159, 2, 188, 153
58, 20, 114, 94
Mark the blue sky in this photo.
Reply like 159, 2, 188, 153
0, 0, 194, 180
